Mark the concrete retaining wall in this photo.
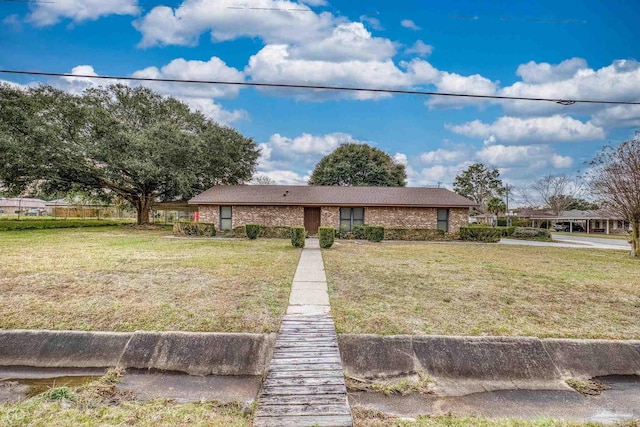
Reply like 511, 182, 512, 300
339, 334, 640, 394
0, 330, 276, 376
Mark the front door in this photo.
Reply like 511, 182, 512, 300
304, 207, 321, 234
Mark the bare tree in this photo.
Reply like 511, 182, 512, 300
253, 175, 276, 185
589, 134, 640, 257
529, 174, 582, 215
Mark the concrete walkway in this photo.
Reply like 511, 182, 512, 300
254, 239, 353, 427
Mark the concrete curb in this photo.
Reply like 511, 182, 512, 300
0, 330, 276, 376
338, 334, 640, 394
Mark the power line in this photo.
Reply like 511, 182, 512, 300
1, 68, 639, 106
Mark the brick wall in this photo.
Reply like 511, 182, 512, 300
320, 206, 340, 228
365, 206, 468, 233
234, 206, 304, 227
198, 205, 469, 233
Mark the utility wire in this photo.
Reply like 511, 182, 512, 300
1, 68, 639, 106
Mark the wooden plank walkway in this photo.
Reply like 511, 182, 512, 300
254, 239, 353, 427
254, 314, 352, 427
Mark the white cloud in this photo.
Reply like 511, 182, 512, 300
476, 144, 573, 169
400, 19, 420, 30
256, 170, 309, 185
419, 148, 468, 164
131, 56, 245, 99
393, 152, 408, 166
179, 97, 247, 125
516, 57, 588, 84
592, 105, 640, 128
501, 59, 640, 116
134, 0, 337, 47
405, 40, 433, 56
360, 14, 383, 31
257, 132, 366, 181
289, 22, 396, 62
447, 115, 605, 144
27, 0, 139, 27
427, 70, 498, 108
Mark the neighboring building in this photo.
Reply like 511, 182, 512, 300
189, 185, 476, 234
0, 198, 46, 216
525, 209, 630, 234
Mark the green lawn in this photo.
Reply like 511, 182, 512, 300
0, 227, 300, 332
323, 241, 640, 339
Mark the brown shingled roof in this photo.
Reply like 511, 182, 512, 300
189, 185, 476, 208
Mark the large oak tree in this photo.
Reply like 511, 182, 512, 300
0, 84, 259, 225
308, 143, 406, 186
453, 163, 504, 212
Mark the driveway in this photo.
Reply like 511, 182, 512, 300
500, 236, 630, 251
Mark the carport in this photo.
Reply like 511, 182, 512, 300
529, 209, 630, 235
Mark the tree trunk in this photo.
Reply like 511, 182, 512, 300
631, 220, 640, 258
135, 196, 153, 226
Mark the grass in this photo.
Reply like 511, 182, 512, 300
323, 241, 640, 339
347, 372, 435, 396
352, 407, 639, 427
0, 370, 251, 427
552, 231, 631, 241
565, 378, 607, 396
0, 227, 300, 332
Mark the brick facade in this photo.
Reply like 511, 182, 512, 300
197, 205, 469, 233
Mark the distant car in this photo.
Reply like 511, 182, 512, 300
553, 222, 584, 232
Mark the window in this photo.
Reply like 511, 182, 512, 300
339, 207, 364, 231
220, 206, 232, 231
437, 208, 449, 232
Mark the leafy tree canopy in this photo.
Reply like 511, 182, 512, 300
486, 197, 506, 215
453, 163, 504, 212
0, 83, 259, 224
308, 143, 406, 186
589, 134, 640, 257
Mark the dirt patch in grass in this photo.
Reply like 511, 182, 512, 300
0, 227, 300, 332
323, 241, 640, 339
347, 372, 435, 396
0, 369, 251, 427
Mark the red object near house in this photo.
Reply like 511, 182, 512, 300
194, 211, 199, 222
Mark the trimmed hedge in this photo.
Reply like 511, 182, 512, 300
290, 226, 306, 248
367, 226, 384, 242
318, 227, 335, 248
384, 228, 445, 241
353, 225, 369, 240
173, 221, 216, 237
260, 226, 292, 239
0, 219, 130, 231
496, 226, 517, 237
459, 226, 501, 243
512, 227, 552, 241
245, 223, 261, 239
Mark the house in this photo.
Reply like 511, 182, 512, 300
0, 197, 46, 216
526, 209, 630, 234
188, 185, 476, 234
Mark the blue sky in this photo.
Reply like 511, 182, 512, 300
1, 0, 639, 192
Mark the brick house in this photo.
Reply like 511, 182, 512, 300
189, 185, 475, 234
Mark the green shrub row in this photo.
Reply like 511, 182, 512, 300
245, 223, 261, 239
511, 227, 552, 241
496, 226, 517, 237
318, 227, 335, 248
290, 227, 306, 248
459, 226, 502, 243
384, 227, 446, 241
173, 221, 216, 237
0, 219, 130, 231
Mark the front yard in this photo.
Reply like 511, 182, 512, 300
0, 227, 300, 332
323, 241, 640, 339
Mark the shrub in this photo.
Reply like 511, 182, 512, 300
173, 221, 216, 237
318, 227, 335, 248
290, 226, 306, 248
459, 226, 501, 243
336, 225, 349, 239
259, 226, 292, 238
353, 224, 369, 240
383, 228, 446, 241
0, 219, 130, 231
496, 226, 517, 237
367, 226, 384, 242
245, 223, 261, 239
512, 227, 552, 241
